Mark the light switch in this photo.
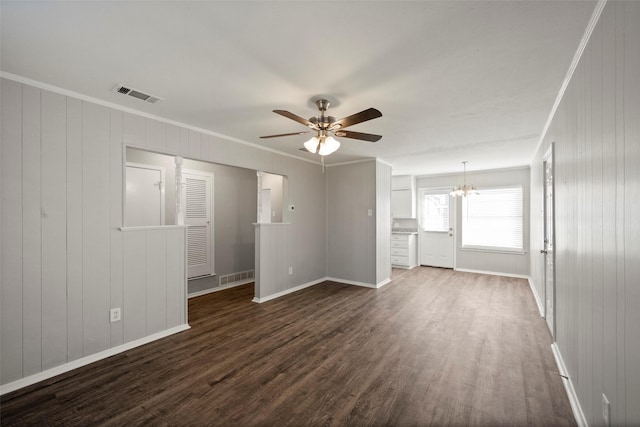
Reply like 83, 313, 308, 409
367, 209, 373, 216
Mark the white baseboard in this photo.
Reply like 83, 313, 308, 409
0, 324, 191, 396
551, 343, 586, 427
252, 275, 392, 303
252, 278, 326, 303
527, 277, 545, 317
188, 279, 254, 299
326, 277, 377, 289
454, 268, 530, 279
376, 277, 392, 288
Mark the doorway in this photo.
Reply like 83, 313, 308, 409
418, 188, 455, 268
542, 144, 555, 338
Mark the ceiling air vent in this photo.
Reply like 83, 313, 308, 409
112, 84, 163, 104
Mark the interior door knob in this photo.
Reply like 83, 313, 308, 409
540, 249, 548, 254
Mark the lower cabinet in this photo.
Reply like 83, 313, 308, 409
391, 233, 417, 269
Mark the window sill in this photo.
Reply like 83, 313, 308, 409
460, 246, 526, 255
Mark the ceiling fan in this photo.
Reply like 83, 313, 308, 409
260, 99, 382, 156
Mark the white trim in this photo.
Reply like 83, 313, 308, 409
326, 277, 378, 289
324, 158, 376, 168
528, 277, 545, 317
119, 225, 188, 231
252, 278, 326, 303
454, 268, 529, 280
376, 277, 392, 288
551, 343, 586, 427
188, 279, 254, 299
533, 0, 607, 158
0, 72, 321, 166
0, 324, 190, 396
459, 246, 527, 255
252, 222, 292, 227
376, 158, 393, 168
414, 165, 531, 180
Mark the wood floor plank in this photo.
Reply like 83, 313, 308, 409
0, 267, 575, 426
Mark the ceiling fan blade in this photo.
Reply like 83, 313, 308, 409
331, 108, 382, 129
273, 110, 315, 128
334, 130, 382, 142
260, 131, 310, 139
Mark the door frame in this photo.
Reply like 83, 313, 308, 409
417, 187, 456, 269
125, 162, 166, 226
183, 168, 215, 278
542, 143, 556, 338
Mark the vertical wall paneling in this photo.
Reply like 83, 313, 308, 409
623, 1, 640, 422
146, 119, 166, 153
81, 102, 111, 356
109, 110, 124, 347
41, 91, 68, 369
375, 161, 391, 284
166, 228, 185, 328
66, 97, 84, 361
613, 2, 626, 423
123, 231, 147, 342
200, 134, 212, 161
1, 75, 325, 388
165, 124, 180, 155
145, 229, 167, 335
188, 129, 201, 159
600, 3, 618, 422
21, 85, 42, 376
123, 112, 146, 148
178, 128, 189, 157
530, 2, 640, 423
1, 79, 24, 384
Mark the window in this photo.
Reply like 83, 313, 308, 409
421, 193, 449, 232
462, 186, 523, 251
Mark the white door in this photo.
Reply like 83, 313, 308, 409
419, 188, 454, 268
543, 147, 555, 337
184, 171, 213, 279
125, 164, 164, 226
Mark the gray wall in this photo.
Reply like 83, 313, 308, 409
126, 148, 257, 294
530, 1, 640, 424
0, 77, 327, 387
327, 161, 377, 285
417, 167, 530, 276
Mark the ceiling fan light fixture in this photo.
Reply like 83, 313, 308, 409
303, 136, 320, 153
318, 135, 340, 156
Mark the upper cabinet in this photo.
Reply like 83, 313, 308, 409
391, 175, 415, 218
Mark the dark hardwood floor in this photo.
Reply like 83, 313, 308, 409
1, 267, 575, 426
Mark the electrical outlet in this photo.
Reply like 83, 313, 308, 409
367, 208, 373, 217
602, 393, 610, 426
288, 267, 293, 275
110, 308, 121, 323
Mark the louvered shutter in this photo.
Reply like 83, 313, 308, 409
184, 173, 212, 278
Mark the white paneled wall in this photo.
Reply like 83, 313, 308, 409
0, 79, 188, 387
1, 76, 327, 388
530, 1, 640, 424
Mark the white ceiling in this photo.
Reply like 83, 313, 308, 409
1, 1, 596, 175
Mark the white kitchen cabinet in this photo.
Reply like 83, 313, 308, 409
391, 175, 415, 218
391, 233, 417, 269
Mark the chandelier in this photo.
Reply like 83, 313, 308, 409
450, 161, 479, 197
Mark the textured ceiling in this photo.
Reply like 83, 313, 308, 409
1, 1, 596, 175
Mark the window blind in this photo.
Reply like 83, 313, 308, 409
421, 193, 449, 232
461, 186, 523, 250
